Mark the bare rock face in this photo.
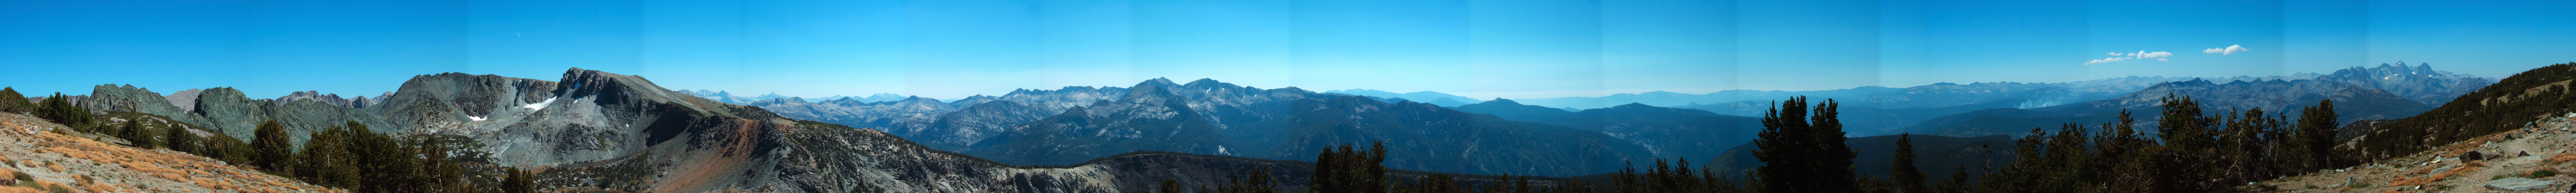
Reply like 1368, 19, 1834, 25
2484, 177, 2554, 192
162, 88, 201, 112
271, 90, 373, 109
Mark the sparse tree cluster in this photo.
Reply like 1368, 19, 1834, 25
1314, 142, 1389, 193
1751, 96, 1855, 193
1965, 94, 2353, 192
33, 92, 93, 129
0, 87, 30, 114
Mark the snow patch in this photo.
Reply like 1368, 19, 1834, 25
468, 116, 487, 121
1218, 146, 1231, 155
524, 97, 557, 110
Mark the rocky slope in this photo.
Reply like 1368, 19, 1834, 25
0, 112, 330, 193
2260, 112, 2576, 192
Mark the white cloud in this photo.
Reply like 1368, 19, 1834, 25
2202, 45, 2249, 55
2083, 51, 2175, 65
2085, 57, 2128, 65
2131, 51, 2174, 58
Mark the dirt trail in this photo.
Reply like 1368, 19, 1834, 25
0, 113, 331, 193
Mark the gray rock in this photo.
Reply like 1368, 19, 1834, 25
2483, 177, 2554, 192
2432, 165, 2460, 175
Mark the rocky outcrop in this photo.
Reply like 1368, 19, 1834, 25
163, 88, 202, 112
272, 90, 372, 108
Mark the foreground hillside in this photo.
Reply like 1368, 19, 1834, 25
2262, 112, 2576, 192
0, 112, 327, 193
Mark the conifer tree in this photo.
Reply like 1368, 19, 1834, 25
299, 127, 359, 188
1890, 134, 1925, 193
2295, 99, 2339, 170
0, 87, 29, 113
2150, 94, 2216, 192
1751, 96, 1855, 193
114, 120, 138, 146
252, 119, 295, 172
1162, 179, 1182, 193
33, 92, 93, 128
342, 121, 419, 193
502, 167, 535, 193
1310, 142, 1386, 193
166, 123, 196, 153
1935, 165, 1969, 193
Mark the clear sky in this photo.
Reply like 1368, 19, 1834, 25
4, 0, 2572, 100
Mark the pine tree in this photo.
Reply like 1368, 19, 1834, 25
1162, 179, 1183, 193
2295, 99, 2339, 170
1935, 165, 1969, 193
343, 121, 419, 193
2150, 94, 2216, 192
1751, 96, 1856, 193
502, 167, 535, 193
252, 119, 295, 172
0, 87, 29, 113
1310, 142, 1386, 193
298, 127, 359, 188
166, 122, 196, 153
203, 132, 254, 166
118, 120, 151, 148
420, 137, 479, 193
33, 92, 93, 128
1890, 134, 1925, 193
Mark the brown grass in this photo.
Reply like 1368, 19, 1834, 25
2388, 161, 2484, 187
0, 186, 41, 193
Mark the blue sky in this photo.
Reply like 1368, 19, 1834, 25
4, 0, 2571, 100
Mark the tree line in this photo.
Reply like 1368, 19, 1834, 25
1158, 94, 2364, 193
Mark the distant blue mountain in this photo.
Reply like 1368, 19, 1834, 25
1324, 89, 1482, 106
1505, 75, 2327, 110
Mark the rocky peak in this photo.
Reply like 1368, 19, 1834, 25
164, 88, 203, 112
273, 90, 372, 108
2313, 62, 2496, 106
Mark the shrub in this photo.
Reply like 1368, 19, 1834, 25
10, 170, 27, 182
2532, 169, 2559, 178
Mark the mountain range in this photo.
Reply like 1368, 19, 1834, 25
6, 61, 2519, 192
53, 68, 1600, 192
1912, 71, 2454, 137
1323, 89, 1485, 107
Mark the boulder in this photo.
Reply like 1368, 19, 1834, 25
2484, 177, 2554, 192
2465, 151, 2485, 161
